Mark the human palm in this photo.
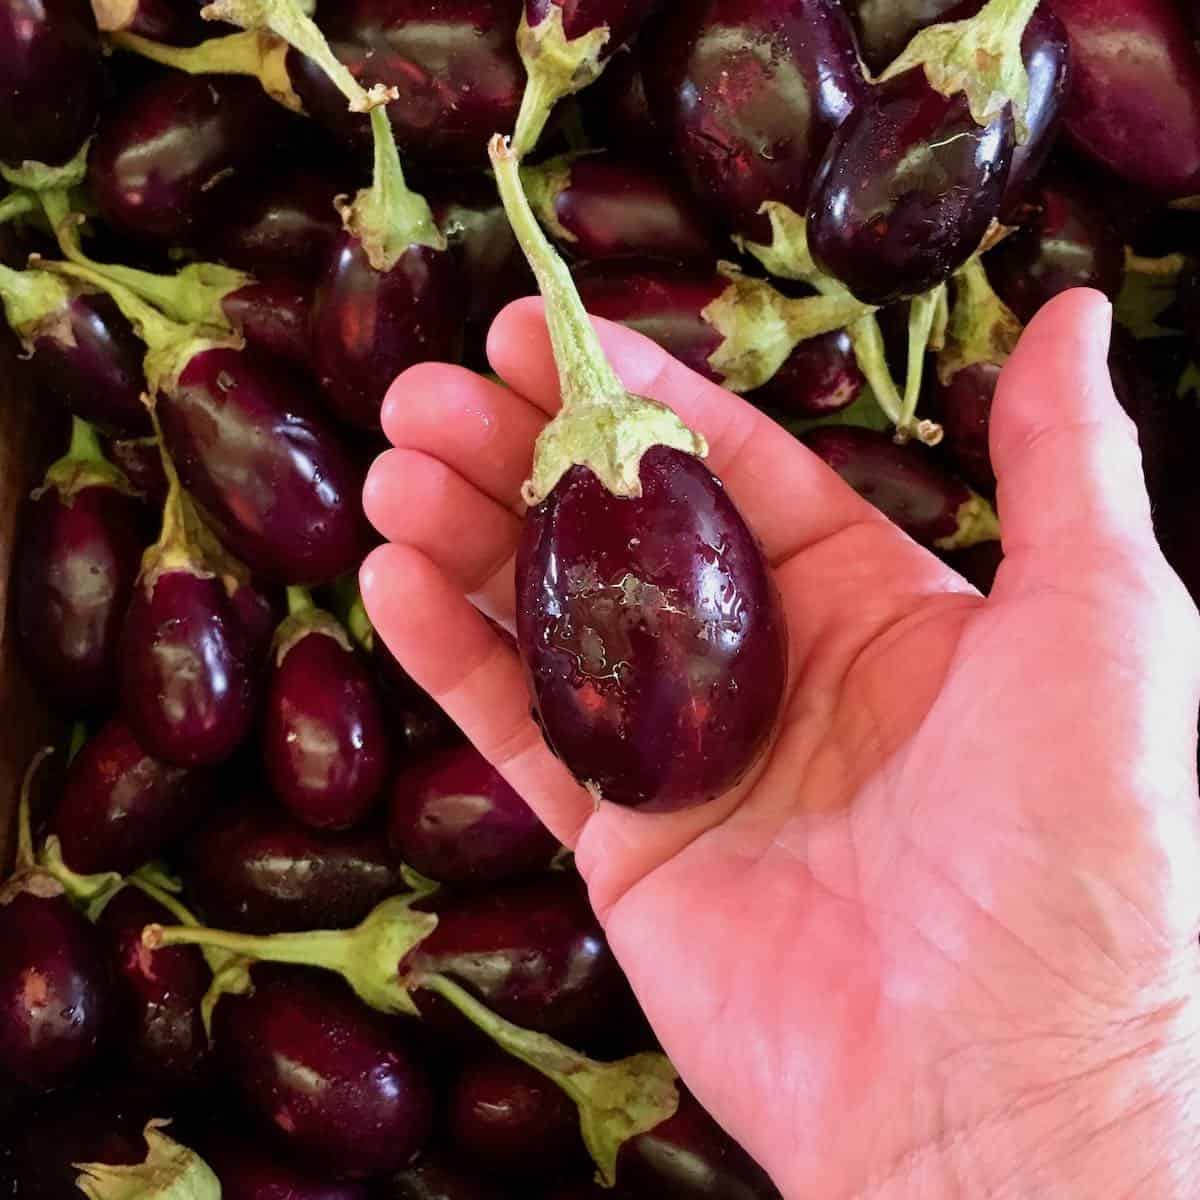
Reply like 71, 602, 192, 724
362, 290, 1200, 1197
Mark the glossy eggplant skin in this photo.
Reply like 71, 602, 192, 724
448, 1052, 583, 1177
538, 154, 719, 263
1047, 0, 1200, 196
288, 0, 524, 168
617, 1088, 781, 1200
802, 426, 972, 547
574, 261, 726, 383
312, 234, 465, 431
204, 169, 342, 279
988, 180, 1126, 324
53, 716, 213, 876
222, 276, 316, 372
88, 74, 291, 246
388, 744, 558, 886
213, 967, 434, 1178
386, 1156, 508, 1200
932, 361, 1001, 494
0, 881, 110, 1090
108, 0, 213, 46
0, 0, 105, 167
202, 1130, 373, 1200
95, 885, 212, 1089
29, 292, 150, 436
264, 628, 392, 831
808, 69, 1014, 305
580, 41, 667, 162
847, 0, 963, 73
184, 805, 406, 934
372, 637, 462, 756
13, 483, 147, 714
412, 873, 628, 1040
649, 0, 865, 241
750, 330, 864, 419
516, 447, 787, 812
160, 346, 372, 585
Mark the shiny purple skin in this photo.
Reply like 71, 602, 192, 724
202, 1131, 373, 1200
988, 180, 1126, 324
28, 291, 150, 436
387, 743, 557, 886
13, 483, 146, 714
213, 967, 434, 1178
88, 74, 291, 246
617, 1089, 781, 1200
110, 0, 213, 45
847, 0, 964, 73
574, 261, 726, 383
0, 882, 110, 1090
580, 41, 667, 161
264, 628, 392, 831
118, 569, 258, 767
95, 885, 212, 1089
1047, 0, 1200, 196
372, 637, 461, 756
448, 1052, 583, 1177
932, 361, 1000, 494
387, 1156, 507, 1200
0, 0, 105, 167
104, 436, 168, 506
802, 426, 973, 548
540, 154, 719, 263
750, 330, 865, 419
159, 346, 372, 585
222, 276, 316, 372
53, 716, 213, 876
649, 0, 865, 241
183, 805, 405, 934
808, 70, 1014, 305
411, 873, 628, 1040
287, 0, 524, 167
205, 169, 342, 278
516, 446, 787, 811
313, 234, 464, 431
525, 0, 659, 53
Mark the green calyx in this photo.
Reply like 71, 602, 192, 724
34, 416, 135, 504
512, 6, 612, 159
202, 0, 395, 112
416, 974, 680, 1188
935, 491, 1002, 551
338, 108, 446, 272
0, 190, 37, 224
0, 140, 90, 194
735, 201, 820, 283
74, 1121, 220, 1200
37, 834, 125, 913
938, 256, 1022, 383
273, 587, 354, 664
491, 134, 706, 505
878, 0, 1042, 141
0, 261, 76, 349
1116, 251, 1187, 341
521, 152, 580, 245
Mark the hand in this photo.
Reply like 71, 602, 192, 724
361, 290, 1200, 1199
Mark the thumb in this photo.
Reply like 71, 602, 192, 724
989, 289, 1158, 591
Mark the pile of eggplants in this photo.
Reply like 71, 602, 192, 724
1, 0, 1199, 1194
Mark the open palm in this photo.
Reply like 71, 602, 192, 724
361, 290, 1200, 1198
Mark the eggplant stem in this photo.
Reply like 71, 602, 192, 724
512, 67, 565, 161
0, 191, 35, 224
13, 747, 54, 873
898, 286, 944, 433
285, 585, 314, 617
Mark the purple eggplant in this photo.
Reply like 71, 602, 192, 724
616, 1088, 780, 1200
648, 0, 864, 244
183, 805, 406, 934
212, 966, 434, 1177
512, 0, 664, 157
579, 37, 666, 161
91, 0, 213, 45
847, 0, 965, 73
88, 73, 293, 246
387, 1157, 508, 1200
490, 139, 788, 812
95, 883, 213, 1089
388, 744, 558, 886
933, 360, 1002, 493
202, 1129, 373, 1200
263, 589, 392, 831
220, 274, 316, 372
1048, 0, 1200, 196
204, 168, 342, 278
448, 1052, 584, 1176
750, 330, 865, 419
0, 753, 111, 1090
0, 266, 150, 435
988, 179, 1126, 323
372, 634, 461, 756
52, 716, 213, 877
281, 0, 523, 167
0, 0, 105, 169
523, 152, 719, 263
802, 425, 999, 551
12, 418, 148, 713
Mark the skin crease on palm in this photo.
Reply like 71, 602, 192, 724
361, 288, 1200, 1199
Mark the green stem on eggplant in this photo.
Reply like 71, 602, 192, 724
0, 190, 36, 224
33, 415, 134, 501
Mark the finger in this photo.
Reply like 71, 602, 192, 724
487, 298, 919, 570
990, 290, 1159, 587
360, 544, 591, 846
381, 363, 545, 513
362, 448, 520, 622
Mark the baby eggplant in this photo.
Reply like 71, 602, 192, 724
201, 1129, 373, 1200
220, 274, 317, 371
750, 330, 865, 420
